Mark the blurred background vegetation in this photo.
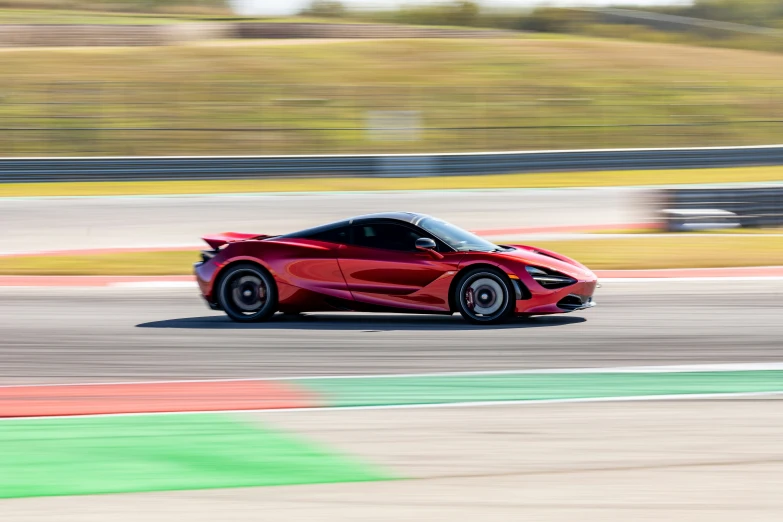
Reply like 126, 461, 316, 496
3, 38, 782, 156
0, 0, 781, 156
310, 0, 783, 54
3, 0, 783, 56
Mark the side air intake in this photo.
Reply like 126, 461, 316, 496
525, 266, 577, 289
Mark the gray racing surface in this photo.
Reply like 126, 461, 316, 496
0, 187, 652, 254
0, 280, 780, 385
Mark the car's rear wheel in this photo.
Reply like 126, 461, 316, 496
454, 268, 514, 325
217, 263, 277, 323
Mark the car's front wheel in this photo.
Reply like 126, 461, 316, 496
454, 268, 515, 325
217, 263, 278, 323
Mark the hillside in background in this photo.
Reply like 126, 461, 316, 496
304, 0, 783, 54
1, 36, 782, 156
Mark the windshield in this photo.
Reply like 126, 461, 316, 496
419, 217, 499, 253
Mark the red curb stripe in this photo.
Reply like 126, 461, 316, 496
0, 380, 320, 418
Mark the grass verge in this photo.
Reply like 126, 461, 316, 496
2, 235, 782, 274
3, 166, 783, 197
0, 250, 200, 275
530, 235, 783, 269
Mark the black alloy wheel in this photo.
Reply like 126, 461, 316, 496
218, 264, 278, 323
454, 268, 515, 325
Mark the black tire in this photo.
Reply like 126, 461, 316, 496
454, 267, 515, 325
217, 263, 278, 323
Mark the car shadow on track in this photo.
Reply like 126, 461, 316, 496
136, 313, 586, 331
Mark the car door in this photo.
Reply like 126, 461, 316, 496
337, 221, 463, 312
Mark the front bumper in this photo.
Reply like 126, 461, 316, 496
515, 279, 598, 315
556, 294, 596, 311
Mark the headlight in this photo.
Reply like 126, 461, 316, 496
525, 266, 577, 289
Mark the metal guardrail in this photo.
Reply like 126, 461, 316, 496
0, 23, 514, 48
663, 186, 783, 229
2, 145, 783, 183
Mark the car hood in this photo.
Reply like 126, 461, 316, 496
493, 244, 595, 280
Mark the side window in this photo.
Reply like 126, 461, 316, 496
307, 226, 349, 244
352, 223, 422, 252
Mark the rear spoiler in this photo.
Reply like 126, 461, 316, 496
201, 232, 269, 250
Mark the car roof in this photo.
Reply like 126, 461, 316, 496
347, 212, 430, 225
279, 212, 432, 239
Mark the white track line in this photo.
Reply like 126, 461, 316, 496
1, 362, 783, 389
2, 391, 782, 422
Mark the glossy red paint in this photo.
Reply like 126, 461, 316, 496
201, 232, 267, 250
196, 238, 351, 311
453, 244, 597, 315
337, 244, 462, 312
194, 213, 598, 320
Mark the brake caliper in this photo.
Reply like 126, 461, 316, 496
465, 288, 475, 310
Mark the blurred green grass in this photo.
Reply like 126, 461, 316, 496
531, 235, 783, 270
0, 250, 200, 275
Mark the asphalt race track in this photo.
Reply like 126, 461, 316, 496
0, 280, 780, 386
0, 187, 652, 254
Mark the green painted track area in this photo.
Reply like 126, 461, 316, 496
298, 371, 783, 408
0, 413, 388, 499
2, 369, 782, 500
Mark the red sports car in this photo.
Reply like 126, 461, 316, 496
194, 212, 597, 325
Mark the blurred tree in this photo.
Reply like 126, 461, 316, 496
517, 8, 592, 33
389, 1, 480, 27
450, 1, 480, 27
689, 0, 783, 27
299, 0, 346, 18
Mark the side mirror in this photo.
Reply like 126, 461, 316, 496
415, 237, 443, 259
